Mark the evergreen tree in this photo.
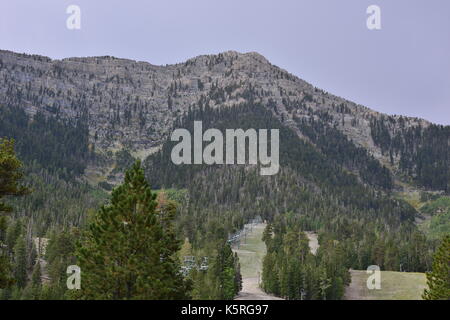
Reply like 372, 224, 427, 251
0, 138, 29, 289
318, 267, 331, 300
22, 262, 42, 300
423, 235, 450, 300
13, 236, 28, 289
0, 138, 30, 213
222, 267, 236, 299
179, 238, 193, 263
30, 262, 42, 299
262, 252, 279, 295
211, 242, 240, 300
0, 254, 13, 289
46, 230, 77, 293
234, 253, 242, 293
76, 160, 190, 299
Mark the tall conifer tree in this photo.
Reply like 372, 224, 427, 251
0, 138, 29, 289
76, 160, 190, 299
423, 235, 450, 300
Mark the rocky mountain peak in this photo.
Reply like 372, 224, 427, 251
0, 49, 436, 172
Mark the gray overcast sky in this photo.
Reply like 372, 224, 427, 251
1, 0, 449, 125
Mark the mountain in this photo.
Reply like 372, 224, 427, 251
0, 49, 448, 192
1, 49, 448, 300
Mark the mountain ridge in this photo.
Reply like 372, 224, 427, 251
0, 48, 433, 126
0, 49, 446, 300
0, 49, 447, 192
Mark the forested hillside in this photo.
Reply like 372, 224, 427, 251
370, 117, 449, 192
0, 49, 448, 300
0, 104, 90, 178
1, 49, 447, 191
144, 101, 434, 298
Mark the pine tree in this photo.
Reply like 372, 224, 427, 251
212, 242, 240, 300
262, 252, 279, 295
76, 160, 190, 299
318, 267, 331, 300
179, 237, 192, 263
234, 253, 242, 293
423, 235, 450, 300
46, 230, 77, 292
22, 262, 42, 300
0, 139, 29, 213
0, 138, 29, 289
13, 236, 28, 289
0, 254, 13, 289
222, 267, 236, 299
30, 262, 42, 299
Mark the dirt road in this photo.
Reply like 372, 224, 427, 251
233, 223, 283, 300
235, 276, 283, 300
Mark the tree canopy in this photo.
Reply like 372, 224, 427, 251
0, 138, 30, 289
75, 160, 191, 299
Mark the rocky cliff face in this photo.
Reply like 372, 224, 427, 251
0, 49, 436, 182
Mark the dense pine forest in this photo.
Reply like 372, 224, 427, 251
370, 117, 449, 192
145, 101, 440, 299
0, 97, 448, 300
0, 104, 90, 179
0, 50, 448, 300
0, 100, 242, 299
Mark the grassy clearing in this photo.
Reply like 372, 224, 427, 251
233, 223, 284, 300
395, 191, 450, 240
345, 270, 427, 300
233, 224, 267, 279
395, 190, 423, 210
